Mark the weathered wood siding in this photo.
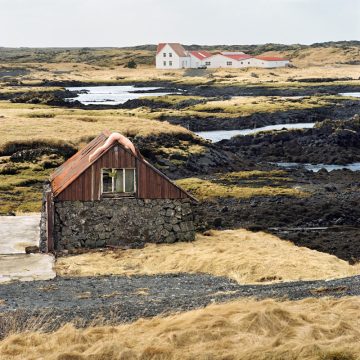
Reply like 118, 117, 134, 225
57, 144, 187, 201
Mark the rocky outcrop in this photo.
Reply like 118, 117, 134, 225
219, 115, 360, 164
53, 198, 195, 251
159, 100, 360, 132
133, 133, 242, 179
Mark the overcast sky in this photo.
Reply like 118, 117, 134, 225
1, 0, 359, 47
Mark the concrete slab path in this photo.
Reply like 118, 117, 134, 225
0, 254, 55, 283
0, 215, 56, 283
0, 215, 40, 254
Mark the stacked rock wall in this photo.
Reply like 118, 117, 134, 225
53, 198, 195, 250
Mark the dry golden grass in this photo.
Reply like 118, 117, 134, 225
2, 296, 360, 360
56, 229, 360, 284
0, 101, 190, 153
146, 94, 356, 121
3, 51, 360, 86
264, 46, 360, 67
189, 95, 340, 115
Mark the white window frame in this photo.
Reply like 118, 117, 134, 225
169, 61, 173, 66
205, 61, 211, 66
226, 61, 232, 66
163, 53, 166, 57
163, 61, 166, 66
169, 53, 172, 57
101, 168, 136, 195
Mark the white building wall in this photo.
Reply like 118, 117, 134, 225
252, 58, 290, 68
201, 54, 233, 68
156, 44, 190, 69
179, 57, 191, 68
201, 55, 262, 69
189, 54, 203, 68
236, 58, 258, 68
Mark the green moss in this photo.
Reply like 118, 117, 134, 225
176, 177, 305, 200
0, 164, 51, 214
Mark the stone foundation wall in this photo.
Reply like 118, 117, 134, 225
53, 198, 195, 250
39, 183, 50, 253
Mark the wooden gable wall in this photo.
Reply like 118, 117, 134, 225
56, 144, 188, 201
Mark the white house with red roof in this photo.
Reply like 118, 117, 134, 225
156, 43, 289, 69
155, 43, 191, 69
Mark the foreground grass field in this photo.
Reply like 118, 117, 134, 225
56, 229, 360, 284
1, 296, 360, 360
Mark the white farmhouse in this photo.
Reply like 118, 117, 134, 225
155, 43, 290, 69
155, 43, 190, 69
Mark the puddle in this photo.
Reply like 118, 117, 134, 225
339, 92, 360, 98
275, 162, 360, 172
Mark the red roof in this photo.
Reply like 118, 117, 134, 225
50, 130, 197, 201
190, 50, 212, 60
222, 54, 252, 61
156, 43, 167, 54
156, 43, 188, 57
255, 56, 288, 61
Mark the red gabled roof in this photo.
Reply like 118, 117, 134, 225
222, 54, 252, 61
50, 130, 197, 201
156, 43, 167, 54
255, 56, 288, 61
156, 43, 188, 57
190, 50, 213, 60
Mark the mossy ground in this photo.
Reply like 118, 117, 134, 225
176, 170, 305, 200
0, 161, 52, 214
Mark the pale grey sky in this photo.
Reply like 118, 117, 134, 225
1, 0, 359, 47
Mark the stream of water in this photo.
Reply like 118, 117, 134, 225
195, 123, 315, 142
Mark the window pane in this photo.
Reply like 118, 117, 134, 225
102, 169, 112, 193
114, 169, 124, 192
125, 169, 135, 193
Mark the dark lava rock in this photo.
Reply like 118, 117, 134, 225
218, 115, 360, 164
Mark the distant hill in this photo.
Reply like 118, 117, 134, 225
0, 41, 359, 67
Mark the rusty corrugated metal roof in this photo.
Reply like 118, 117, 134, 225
50, 130, 197, 201
50, 131, 110, 197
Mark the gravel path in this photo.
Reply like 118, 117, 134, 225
1, 273, 360, 330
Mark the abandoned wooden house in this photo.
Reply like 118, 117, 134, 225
40, 131, 196, 252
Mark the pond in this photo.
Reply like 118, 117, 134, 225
275, 162, 360, 172
65, 85, 173, 105
195, 123, 315, 142
339, 92, 360, 98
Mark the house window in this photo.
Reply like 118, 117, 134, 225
248, 62, 250, 64
205, 61, 211, 66
163, 53, 166, 57
241, 61, 243, 64
169, 61, 173, 66
163, 61, 166, 66
169, 53, 172, 57
101, 168, 136, 195
226, 61, 232, 66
